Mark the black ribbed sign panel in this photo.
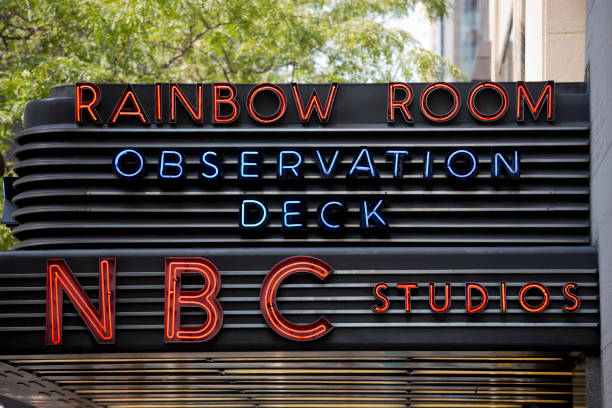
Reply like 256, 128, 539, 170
0, 247, 598, 353
9, 82, 589, 249
0, 82, 597, 352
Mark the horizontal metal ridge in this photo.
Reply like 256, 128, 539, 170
1, 296, 598, 306
0, 268, 597, 278
16, 124, 592, 140
0, 309, 600, 319
0, 282, 598, 291
0, 323, 599, 331
7, 122, 590, 248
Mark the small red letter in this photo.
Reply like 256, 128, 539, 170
247, 83, 286, 123
420, 82, 460, 123
46, 259, 115, 345
500, 282, 507, 312
170, 84, 203, 123
75, 83, 101, 123
109, 85, 149, 124
466, 283, 488, 313
519, 282, 550, 312
165, 258, 222, 342
291, 83, 338, 123
387, 83, 413, 123
516, 81, 554, 121
260, 256, 333, 341
562, 283, 581, 312
154, 83, 163, 123
397, 283, 418, 312
213, 83, 239, 123
429, 283, 451, 312
373, 283, 390, 312
468, 82, 508, 122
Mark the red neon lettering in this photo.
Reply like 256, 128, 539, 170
260, 256, 333, 341
170, 84, 203, 123
397, 283, 418, 312
468, 82, 508, 122
46, 259, 115, 345
154, 83, 163, 123
387, 82, 413, 123
372, 283, 390, 312
247, 83, 286, 123
429, 283, 451, 312
75, 83, 101, 123
516, 81, 554, 121
562, 283, 581, 312
213, 83, 239, 123
500, 282, 507, 312
519, 282, 550, 312
109, 85, 149, 124
291, 83, 338, 123
420, 82, 460, 123
466, 283, 488, 313
164, 258, 222, 342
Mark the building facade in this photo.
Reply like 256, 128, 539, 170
0, 1, 609, 407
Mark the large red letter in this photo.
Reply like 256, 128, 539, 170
75, 83, 101, 123
46, 259, 115, 345
516, 81, 554, 122
165, 258, 222, 342
213, 83, 239, 123
260, 256, 333, 341
291, 83, 338, 123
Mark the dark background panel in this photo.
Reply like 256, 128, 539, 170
0, 247, 598, 354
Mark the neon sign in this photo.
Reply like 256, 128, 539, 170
75, 81, 555, 125
111, 147, 521, 232
81, 81, 552, 234
46, 257, 583, 345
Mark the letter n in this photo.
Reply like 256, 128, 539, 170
46, 259, 116, 345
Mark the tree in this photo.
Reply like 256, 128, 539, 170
0, 0, 458, 249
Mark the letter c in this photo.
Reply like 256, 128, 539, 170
260, 256, 333, 341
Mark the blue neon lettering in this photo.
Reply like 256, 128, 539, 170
386, 150, 409, 178
240, 151, 261, 178
423, 150, 432, 179
278, 150, 303, 178
159, 150, 183, 179
314, 150, 340, 177
361, 199, 387, 228
283, 200, 303, 228
113, 149, 145, 178
320, 201, 343, 230
446, 149, 477, 179
240, 199, 268, 228
348, 148, 378, 178
201, 151, 220, 179
493, 151, 520, 178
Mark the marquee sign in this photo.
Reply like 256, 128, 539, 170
44, 253, 583, 345
0, 81, 596, 353
71, 81, 550, 234
0, 247, 598, 353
